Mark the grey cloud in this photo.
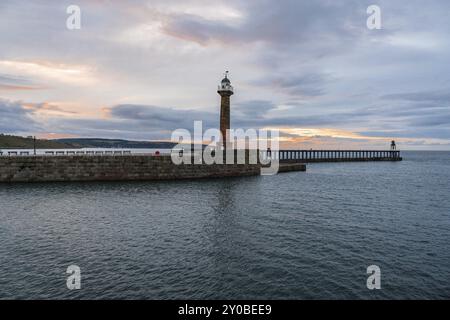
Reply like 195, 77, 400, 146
0, 98, 40, 133
254, 73, 331, 97
163, 0, 368, 46
360, 127, 450, 140
0, 74, 32, 85
234, 100, 277, 118
377, 91, 450, 131
7, 100, 450, 142
44, 104, 220, 140
0, 74, 41, 90
408, 114, 450, 127
382, 91, 450, 103
46, 103, 412, 139
107, 104, 217, 129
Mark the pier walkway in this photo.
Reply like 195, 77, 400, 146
261, 150, 402, 163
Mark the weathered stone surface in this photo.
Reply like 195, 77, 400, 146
278, 163, 307, 172
0, 155, 265, 183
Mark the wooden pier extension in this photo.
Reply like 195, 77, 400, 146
260, 150, 402, 163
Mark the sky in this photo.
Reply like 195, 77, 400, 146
1, 0, 450, 150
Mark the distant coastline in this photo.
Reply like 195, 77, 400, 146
0, 134, 177, 149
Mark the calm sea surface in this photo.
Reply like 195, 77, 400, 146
0, 151, 449, 299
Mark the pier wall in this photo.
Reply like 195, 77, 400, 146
0, 155, 264, 183
0, 149, 399, 182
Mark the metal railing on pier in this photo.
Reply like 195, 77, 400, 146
0, 150, 133, 156
0, 148, 402, 162
259, 150, 402, 162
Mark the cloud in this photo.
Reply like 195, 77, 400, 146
107, 104, 217, 129
379, 90, 450, 132
0, 73, 43, 91
162, 0, 366, 46
234, 100, 277, 118
382, 91, 450, 103
0, 60, 97, 86
22, 102, 79, 115
254, 73, 332, 97
0, 98, 41, 133
39, 102, 399, 139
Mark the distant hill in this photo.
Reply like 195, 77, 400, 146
54, 138, 177, 149
1, 135, 182, 149
0, 134, 74, 149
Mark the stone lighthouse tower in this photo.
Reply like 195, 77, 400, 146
217, 71, 234, 148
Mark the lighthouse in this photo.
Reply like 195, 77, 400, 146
217, 71, 234, 149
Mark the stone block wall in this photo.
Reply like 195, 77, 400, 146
0, 155, 263, 183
